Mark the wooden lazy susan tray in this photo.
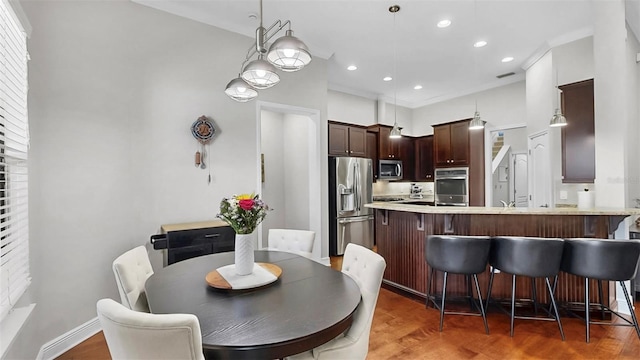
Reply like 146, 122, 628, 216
206, 263, 282, 290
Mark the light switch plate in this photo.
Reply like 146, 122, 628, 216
559, 190, 568, 200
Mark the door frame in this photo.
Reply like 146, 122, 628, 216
483, 123, 527, 206
255, 101, 324, 263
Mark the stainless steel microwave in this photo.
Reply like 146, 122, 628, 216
378, 159, 403, 180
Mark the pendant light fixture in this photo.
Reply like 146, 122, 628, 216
225, 0, 312, 102
469, 101, 486, 130
469, 0, 486, 130
388, 5, 402, 139
224, 75, 259, 102
550, 69, 568, 127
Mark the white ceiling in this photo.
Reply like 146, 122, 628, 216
131, 0, 635, 109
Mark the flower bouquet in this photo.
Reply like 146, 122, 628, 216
217, 194, 271, 275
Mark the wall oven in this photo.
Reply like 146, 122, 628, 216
435, 167, 469, 206
378, 159, 403, 180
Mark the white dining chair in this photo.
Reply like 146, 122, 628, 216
288, 243, 386, 360
268, 229, 316, 259
97, 298, 205, 360
112, 246, 154, 312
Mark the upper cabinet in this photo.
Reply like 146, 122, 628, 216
433, 120, 471, 167
432, 119, 484, 206
328, 121, 367, 157
376, 126, 401, 159
560, 79, 595, 183
414, 135, 434, 181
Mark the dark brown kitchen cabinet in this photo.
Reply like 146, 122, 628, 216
432, 119, 484, 206
560, 79, 595, 183
376, 125, 401, 159
398, 136, 415, 181
414, 135, 434, 181
433, 120, 470, 167
328, 121, 367, 157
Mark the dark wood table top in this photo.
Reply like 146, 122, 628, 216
145, 250, 361, 360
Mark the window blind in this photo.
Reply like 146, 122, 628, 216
0, 0, 29, 322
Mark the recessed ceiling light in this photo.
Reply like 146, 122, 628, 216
474, 40, 487, 48
347, 65, 357, 71
383, 76, 392, 81
414, 85, 423, 90
437, 19, 451, 28
501, 56, 514, 63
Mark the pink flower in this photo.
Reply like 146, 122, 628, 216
239, 199, 254, 211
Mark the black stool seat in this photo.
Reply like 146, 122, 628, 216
561, 238, 640, 342
486, 236, 565, 340
425, 235, 491, 334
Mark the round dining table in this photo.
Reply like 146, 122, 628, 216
145, 250, 361, 360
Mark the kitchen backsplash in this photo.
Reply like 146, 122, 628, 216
373, 181, 434, 197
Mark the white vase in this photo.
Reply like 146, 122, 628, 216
234, 232, 255, 275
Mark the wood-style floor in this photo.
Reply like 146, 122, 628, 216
57, 256, 640, 360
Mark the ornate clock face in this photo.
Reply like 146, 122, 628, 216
191, 116, 216, 143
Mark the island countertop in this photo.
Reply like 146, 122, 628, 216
370, 203, 638, 310
365, 202, 640, 216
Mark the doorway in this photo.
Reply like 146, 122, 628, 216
487, 126, 528, 207
256, 102, 322, 262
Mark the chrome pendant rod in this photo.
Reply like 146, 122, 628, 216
246, 19, 293, 60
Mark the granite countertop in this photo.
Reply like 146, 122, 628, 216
161, 219, 229, 233
365, 202, 640, 216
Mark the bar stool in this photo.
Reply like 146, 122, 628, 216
425, 235, 491, 334
560, 238, 640, 343
485, 236, 565, 340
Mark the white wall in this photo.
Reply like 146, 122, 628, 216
327, 90, 413, 134
327, 90, 376, 126
525, 52, 555, 137
10, 1, 328, 358
412, 81, 526, 136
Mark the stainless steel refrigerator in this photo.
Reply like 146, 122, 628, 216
329, 157, 374, 256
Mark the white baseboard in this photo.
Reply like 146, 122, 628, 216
36, 316, 102, 360
319, 256, 331, 266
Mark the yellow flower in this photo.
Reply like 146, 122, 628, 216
236, 193, 253, 200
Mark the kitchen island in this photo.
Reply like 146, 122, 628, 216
365, 202, 640, 310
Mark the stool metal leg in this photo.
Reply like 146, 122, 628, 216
545, 277, 565, 341
485, 267, 495, 311
440, 272, 448, 332
510, 274, 516, 337
473, 274, 489, 334
597, 280, 605, 320
467, 275, 474, 311
585, 277, 591, 343
619, 280, 640, 340
426, 267, 433, 309
531, 278, 538, 316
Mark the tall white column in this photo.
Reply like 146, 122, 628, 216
593, 0, 627, 208
593, 0, 633, 315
